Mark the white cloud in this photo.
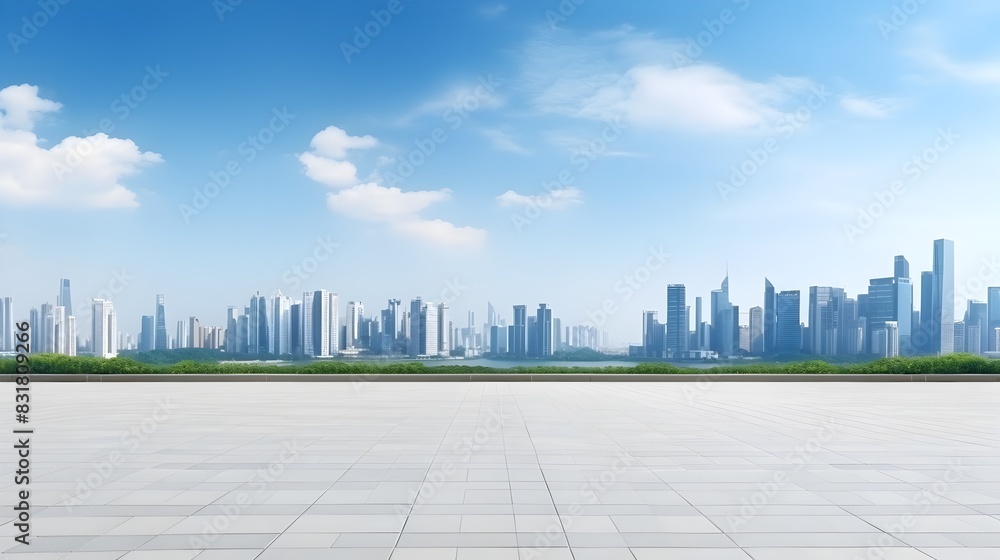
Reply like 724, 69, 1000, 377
481, 4, 507, 17
0, 84, 162, 209
839, 95, 897, 119
496, 187, 582, 210
303, 127, 487, 249
916, 47, 1000, 84
521, 28, 817, 134
481, 128, 529, 154
309, 126, 378, 159
399, 82, 504, 123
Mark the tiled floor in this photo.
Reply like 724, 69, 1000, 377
2, 382, 999, 559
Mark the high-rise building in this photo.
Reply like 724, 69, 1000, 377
139, 315, 155, 352
272, 292, 291, 355
749, 306, 764, 354
346, 301, 363, 349
408, 298, 423, 357
739, 325, 750, 352
536, 304, 553, 356
775, 290, 801, 354
965, 300, 989, 356
248, 293, 269, 355
302, 292, 315, 356
763, 279, 776, 354
666, 285, 687, 355
931, 239, 955, 354
422, 302, 439, 356
988, 287, 1000, 352
0, 297, 12, 352
188, 317, 203, 348
642, 311, 664, 358
154, 294, 167, 350
711, 274, 734, 357
526, 316, 538, 357
917, 271, 934, 354
808, 286, 846, 356
953, 322, 966, 353
894, 255, 909, 281
92, 299, 117, 358
177, 319, 189, 350
290, 303, 302, 356
438, 303, 450, 356
510, 305, 527, 357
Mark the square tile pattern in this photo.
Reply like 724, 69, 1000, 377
2, 382, 999, 559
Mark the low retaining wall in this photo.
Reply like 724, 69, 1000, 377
2, 373, 998, 382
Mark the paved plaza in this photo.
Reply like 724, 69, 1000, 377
2, 381, 999, 559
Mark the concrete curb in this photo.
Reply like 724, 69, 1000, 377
2, 373, 998, 382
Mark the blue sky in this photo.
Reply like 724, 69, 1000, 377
2, 0, 999, 343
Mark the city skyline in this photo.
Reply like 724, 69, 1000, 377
3, 2, 1000, 343
3, 238, 999, 359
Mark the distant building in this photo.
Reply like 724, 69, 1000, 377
749, 306, 764, 354
92, 299, 117, 358
666, 285, 688, 355
775, 290, 801, 354
154, 294, 168, 350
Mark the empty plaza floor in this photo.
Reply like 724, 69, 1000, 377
2, 381, 999, 559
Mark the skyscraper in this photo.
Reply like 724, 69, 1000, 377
894, 255, 909, 281
932, 239, 955, 354
666, 284, 687, 355
642, 311, 664, 358
302, 292, 315, 356
179, 319, 190, 350
917, 271, 934, 354
58, 279, 72, 317
763, 278, 776, 354
438, 303, 450, 356
139, 315, 155, 352
964, 300, 988, 356
693, 296, 704, 350
0, 297, 13, 352
346, 301, 363, 349
776, 290, 801, 354
152, 294, 167, 350
510, 305, 527, 357
808, 286, 846, 356
711, 274, 734, 357
272, 292, 291, 355
408, 298, 423, 357
536, 304, 553, 356
422, 302, 439, 356
92, 299, 117, 358
749, 306, 764, 354
988, 287, 1000, 352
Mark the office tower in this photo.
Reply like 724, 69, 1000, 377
186, 317, 201, 348
808, 287, 846, 356
732, 305, 740, 352
775, 290, 801, 354
153, 294, 167, 350
421, 302, 439, 356
28, 308, 39, 353
694, 296, 704, 350
92, 299, 117, 358
139, 315, 155, 351
965, 301, 989, 355
867, 276, 911, 355
310, 290, 331, 357
749, 306, 764, 354
526, 316, 538, 356
66, 315, 77, 356
989, 287, 1000, 351
38, 303, 54, 353
536, 304, 553, 356
763, 279, 776, 354
486, 302, 497, 352
840, 298, 860, 355
711, 274, 734, 357
917, 271, 933, 353
666, 285, 687, 355
57, 278, 72, 314
380, 299, 400, 354
237, 313, 249, 353
438, 303, 450, 356
966, 323, 981, 355
49, 306, 66, 355
739, 325, 750, 352
327, 293, 339, 353
553, 317, 562, 352
510, 305, 527, 357
177, 319, 189, 350
302, 292, 315, 356
247, 293, 269, 355
953, 322, 966, 353
346, 301, 363, 349
223, 308, 235, 352
894, 255, 909, 281
408, 298, 423, 357
642, 311, 664, 358
0, 297, 12, 351
270, 293, 291, 355
289, 303, 302, 355
932, 239, 955, 354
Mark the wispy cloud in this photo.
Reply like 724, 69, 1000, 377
839, 95, 899, 119
496, 187, 582, 210
481, 128, 529, 154
481, 4, 507, 17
